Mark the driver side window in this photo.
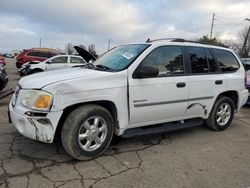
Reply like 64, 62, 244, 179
141, 46, 184, 76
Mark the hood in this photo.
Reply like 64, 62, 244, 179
74, 46, 96, 62
18, 67, 109, 89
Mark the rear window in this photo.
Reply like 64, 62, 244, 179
212, 49, 239, 72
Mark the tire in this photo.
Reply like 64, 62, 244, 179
205, 96, 235, 131
61, 105, 114, 160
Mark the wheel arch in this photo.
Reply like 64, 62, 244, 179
54, 100, 118, 142
30, 68, 44, 74
216, 90, 238, 110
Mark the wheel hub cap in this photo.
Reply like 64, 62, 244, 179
216, 103, 231, 126
78, 116, 108, 152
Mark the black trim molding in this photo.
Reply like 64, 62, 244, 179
134, 96, 213, 107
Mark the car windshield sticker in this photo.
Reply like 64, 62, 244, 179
122, 52, 134, 60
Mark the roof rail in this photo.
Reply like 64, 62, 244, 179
145, 38, 228, 48
146, 38, 185, 43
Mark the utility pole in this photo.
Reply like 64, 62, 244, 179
242, 18, 250, 57
210, 13, 215, 40
39, 38, 42, 48
108, 39, 111, 51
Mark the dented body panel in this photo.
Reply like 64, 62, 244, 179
9, 68, 129, 142
9, 103, 62, 143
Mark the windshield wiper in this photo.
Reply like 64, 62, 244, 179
95, 64, 113, 71
79, 62, 95, 69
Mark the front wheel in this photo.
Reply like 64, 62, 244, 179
61, 105, 114, 160
205, 96, 235, 131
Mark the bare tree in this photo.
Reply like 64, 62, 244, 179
78, 44, 86, 49
65, 43, 75, 55
239, 26, 250, 57
88, 44, 98, 58
223, 40, 241, 53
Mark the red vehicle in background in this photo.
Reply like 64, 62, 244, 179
16, 48, 58, 68
0, 54, 7, 66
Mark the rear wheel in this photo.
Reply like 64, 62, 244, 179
61, 105, 114, 160
205, 96, 235, 131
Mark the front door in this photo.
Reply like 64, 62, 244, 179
128, 45, 189, 127
46, 56, 69, 71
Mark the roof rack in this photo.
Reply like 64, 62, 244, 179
145, 38, 228, 48
146, 38, 185, 43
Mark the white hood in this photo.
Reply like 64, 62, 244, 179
18, 67, 110, 89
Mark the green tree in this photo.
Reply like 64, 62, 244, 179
198, 35, 228, 47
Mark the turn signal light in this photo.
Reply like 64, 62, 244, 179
34, 95, 51, 109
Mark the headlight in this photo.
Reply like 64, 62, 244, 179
21, 90, 53, 111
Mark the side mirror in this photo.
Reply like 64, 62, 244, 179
46, 60, 52, 64
135, 65, 159, 78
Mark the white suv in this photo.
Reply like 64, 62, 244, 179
9, 39, 248, 160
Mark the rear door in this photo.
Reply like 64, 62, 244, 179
184, 46, 226, 119
128, 45, 189, 127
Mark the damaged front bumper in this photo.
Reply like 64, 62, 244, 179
9, 102, 63, 143
18, 67, 31, 76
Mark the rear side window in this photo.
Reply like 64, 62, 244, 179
27, 51, 39, 57
27, 51, 57, 58
38, 52, 57, 58
189, 47, 208, 73
206, 49, 217, 72
70, 57, 85, 64
38, 52, 48, 58
212, 49, 240, 72
47, 52, 57, 58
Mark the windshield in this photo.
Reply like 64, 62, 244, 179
93, 44, 150, 71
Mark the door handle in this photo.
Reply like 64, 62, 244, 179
176, 82, 186, 88
215, 80, 223, 85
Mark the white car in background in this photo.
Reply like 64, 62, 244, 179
19, 55, 87, 76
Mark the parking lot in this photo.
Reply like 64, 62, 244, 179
0, 58, 250, 188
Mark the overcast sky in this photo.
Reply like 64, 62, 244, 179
0, 0, 249, 54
